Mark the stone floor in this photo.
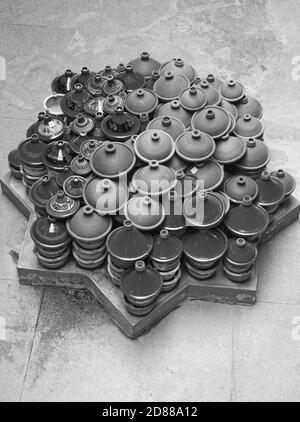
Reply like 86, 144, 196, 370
0, 0, 300, 402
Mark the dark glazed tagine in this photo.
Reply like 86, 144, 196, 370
235, 138, 270, 176
213, 134, 246, 164
71, 154, 92, 177
150, 229, 183, 267
128, 52, 161, 80
134, 129, 175, 163
51, 69, 75, 94
63, 175, 87, 200
70, 113, 95, 136
43, 140, 73, 173
118, 65, 146, 91
223, 175, 258, 204
101, 75, 126, 96
31, 216, 71, 250
271, 169, 296, 197
18, 134, 46, 169
60, 83, 91, 122
102, 94, 125, 115
155, 99, 192, 128
153, 71, 190, 103
255, 170, 286, 213
191, 106, 231, 139
124, 195, 165, 231
175, 129, 215, 163
29, 175, 59, 215
71, 67, 95, 89
224, 238, 257, 270
160, 58, 197, 83
183, 191, 225, 229
46, 190, 80, 220
101, 107, 140, 141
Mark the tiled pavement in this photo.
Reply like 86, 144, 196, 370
0, 0, 300, 402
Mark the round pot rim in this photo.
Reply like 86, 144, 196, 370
225, 204, 270, 237
191, 106, 232, 140
66, 215, 113, 244
223, 176, 259, 204
43, 93, 65, 116
123, 199, 166, 231
179, 87, 208, 112
183, 228, 228, 263
175, 131, 216, 163
220, 83, 246, 103
124, 88, 159, 116
134, 129, 176, 164
183, 192, 225, 229
153, 73, 190, 102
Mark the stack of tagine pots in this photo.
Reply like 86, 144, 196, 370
5, 52, 295, 317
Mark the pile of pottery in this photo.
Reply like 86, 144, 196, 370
7, 53, 297, 316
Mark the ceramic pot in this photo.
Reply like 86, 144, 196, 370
71, 154, 92, 177
213, 134, 246, 164
186, 159, 224, 191
197, 80, 221, 106
235, 138, 270, 177
223, 265, 253, 283
215, 191, 231, 214
191, 106, 231, 139
99, 66, 119, 81
219, 99, 238, 120
55, 166, 74, 189
90, 112, 107, 141
128, 52, 161, 80
160, 58, 197, 83
220, 80, 245, 103
125, 88, 158, 116
165, 153, 188, 172
83, 91, 105, 116
106, 220, 153, 269
153, 71, 190, 103
146, 116, 185, 141
17, 134, 46, 172
51, 69, 75, 94
124, 195, 165, 231
71, 67, 95, 89
155, 100, 192, 128
60, 83, 91, 122
72, 248, 107, 269
179, 86, 207, 112
63, 175, 87, 200
8, 149, 22, 179
118, 65, 145, 91
102, 94, 125, 115
67, 205, 112, 249
255, 170, 286, 213
139, 112, 150, 133
46, 190, 80, 220
43, 140, 73, 174
183, 228, 228, 268
132, 161, 177, 197
175, 129, 215, 163
145, 70, 160, 90
29, 175, 59, 215
68, 133, 94, 155
224, 238, 257, 272
233, 114, 264, 139
79, 139, 102, 160
134, 129, 175, 164
185, 259, 219, 280
223, 175, 258, 204
183, 191, 225, 229
90, 141, 136, 179
161, 190, 187, 238
271, 169, 296, 198
206, 74, 223, 89
43, 93, 65, 118
173, 169, 199, 199
224, 195, 269, 240
72, 241, 107, 261
70, 113, 95, 136
150, 229, 183, 271
26, 112, 46, 137
102, 75, 126, 96
83, 177, 128, 216
124, 135, 144, 168
31, 215, 71, 251
101, 107, 140, 141
236, 96, 263, 119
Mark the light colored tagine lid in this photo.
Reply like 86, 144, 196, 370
219, 99, 238, 120
159, 58, 197, 82
183, 228, 228, 264
150, 229, 183, 262
223, 175, 259, 204
224, 195, 269, 238
155, 99, 192, 128
191, 106, 231, 139
34, 113, 66, 143
67, 205, 112, 243
146, 116, 185, 141
198, 80, 221, 106
134, 129, 175, 163
213, 134, 246, 164
255, 170, 286, 207
236, 95, 263, 119
153, 71, 190, 102
183, 191, 225, 229
106, 219, 153, 262
205, 73, 223, 89
179, 86, 207, 112
131, 160, 177, 196
186, 159, 224, 191
233, 114, 264, 139
270, 169, 296, 197
175, 129, 216, 163
90, 141, 136, 178
235, 138, 270, 171
124, 196, 165, 231
128, 51, 161, 79
83, 177, 128, 215
220, 80, 245, 103
124, 88, 158, 115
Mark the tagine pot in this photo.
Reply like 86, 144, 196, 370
153, 71, 190, 103
160, 58, 197, 83
165, 153, 188, 172
145, 70, 160, 90
236, 96, 263, 119
46, 190, 80, 220
43, 140, 73, 174
132, 160, 177, 197
102, 94, 125, 115
224, 195, 269, 240
175, 129, 215, 163
206, 74, 223, 89
106, 220, 153, 269
233, 114, 264, 139
17, 134, 46, 172
155, 100, 192, 128
183, 191, 225, 229
63, 175, 86, 200
161, 190, 187, 238
31, 215, 71, 251
128, 52, 161, 80
90, 141, 135, 179
71, 67, 95, 89
101, 107, 140, 141
147, 115, 185, 141
186, 159, 224, 191
271, 169, 296, 198
125, 88, 158, 116
223, 175, 259, 204
220, 80, 245, 103
179, 86, 207, 112
118, 65, 145, 91
55, 166, 74, 189
99, 65, 119, 81
124, 195, 165, 231
134, 129, 175, 163
255, 170, 286, 213
191, 106, 231, 139
83, 177, 128, 216
67, 205, 112, 249
235, 138, 270, 177
101, 75, 126, 96
213, 134, 246, 164
138, 112, 150, 132
60, 83, 91, 122
43, 93, 65, 118
51, 69, 75, 94
150, 229, 183, 271
224, 238, 257, 273
71, 154, 92, 177
80, 139, 103, 160
70, 113, 95, 136
173, 169, 199, 199
197, 80, 221, 106
29, 175, 59, 215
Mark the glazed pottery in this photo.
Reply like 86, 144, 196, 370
155, 100, 192, 128
174, 169, 199, 199
63, 175, 87, 200
186, 159, 224, 191
80, 139, 103, 160
235, 138, 270, 177
183, 191, 225, 229
220, 80, 245, 103
55, 166, 74, 189
145, 70, 160, 90
153, 71, 190, 102
102, 75, 126, 96
134, 129, 175, 163
60, 83, 91, 122
206, 74, 222, 89
165, 153, 188, 172
29, 175, 59, 215
150, 229, 183, 270
224, 238, 257, 271
71, 67, 95, 89
83, 91, 105, 116
175, 129, 215, 163
102, 94, 125, 115
124, 195, 165, 231
161, 190, 187, 238
118, 65, 145, 91
160, 58, 196, 83
18, 134, 46, 170
132, 160, 177, 196
99, 66, 119, 81
51, 69, 75, 94
191, 106, 231, 139
233, 114, 264, 139
90, 142, 136, 179
179, 86, 207, 112
185, 259, 219, 280
46, 190, 80, 220
255, 170, 286, 213
43, 140, 73, 173
128, 52, 161, 80
223, 265, 253, 283
43, 93, 64, 118
31, 215, 71, 250
213, 134, 246, 164
271, 169, 296, 197
125, 88, 158, 116
147, 116, 185, 141
236, 96, 263, 119
101, 107, 140, 141
70, 113, 95, 136
223, 175, 258, 204
8, 149, 22, 179
71, 154, 92, 177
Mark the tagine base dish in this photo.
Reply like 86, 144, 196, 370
1, 172, 299, 338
